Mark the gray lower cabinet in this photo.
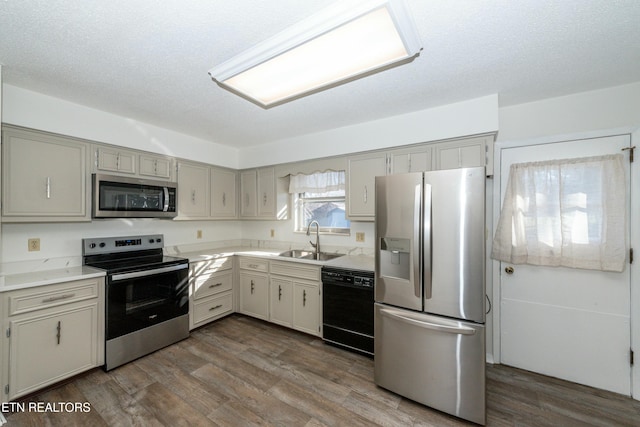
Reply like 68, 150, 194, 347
189, 257, 234, 330
1, 277, 105, 402
238, 257, 270, 320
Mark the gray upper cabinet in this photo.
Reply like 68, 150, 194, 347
96, 147, 137, 175
211, 167, 237, 219
2, 125, 90, 222
239, 167, 287, 220
432, 135, 493, 175
176, 161, 210, 219
139, 153, 174, 180
346, 135, 494, 221
346, 152, 387, 220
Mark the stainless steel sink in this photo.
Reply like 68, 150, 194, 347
300, 252, 344, 261
278, 249, 314, 258
278, 249, 344, 261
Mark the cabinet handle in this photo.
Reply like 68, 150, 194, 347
222, 192, 226, 206
302, 289, 307, 307
209, 283, 223, 288
278, 285, 282, 301
363, 186, 367, 204
209, 304, 223, 311
56, 321, 61, 345
116, 153, 120, 170
46, 177, 51, 199
42, 293, 75, 303
250, 280, 255, 294
263, 192, 267, 206
191, 190, 196, 204
248, 264, 259, 269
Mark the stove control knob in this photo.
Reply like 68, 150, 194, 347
149, 239, 155, 244
89, 243, 96, 249
156, 238, 162, 243
99, 242, 106, 248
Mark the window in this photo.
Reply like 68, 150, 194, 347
491, 154, 626, 272
290, 171, 350, 234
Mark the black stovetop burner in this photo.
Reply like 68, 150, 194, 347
82, 234, 187, 274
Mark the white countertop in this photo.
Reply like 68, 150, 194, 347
0, 247, 373, 292
0, 265, 106, 292
176, 246, 374, 271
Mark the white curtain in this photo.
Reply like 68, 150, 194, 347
288, 170, 345, 194
491, 154, 626, 272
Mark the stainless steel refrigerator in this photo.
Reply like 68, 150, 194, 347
374, 167, 486, 425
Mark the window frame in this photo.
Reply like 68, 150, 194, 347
294, 192, 351, 235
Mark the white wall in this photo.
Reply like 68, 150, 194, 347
1, 85, 239, 169
239, 94, 499, 168
498, 82, 640, 143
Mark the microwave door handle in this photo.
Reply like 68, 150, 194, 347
163, 187, 169, 212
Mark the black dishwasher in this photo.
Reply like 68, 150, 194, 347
322, 266, 374, 356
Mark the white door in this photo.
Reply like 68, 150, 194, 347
498, 134, 632, 395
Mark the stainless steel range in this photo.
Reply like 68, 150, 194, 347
82, 234, 189, 370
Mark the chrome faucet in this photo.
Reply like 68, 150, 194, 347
306, 220, 320, 259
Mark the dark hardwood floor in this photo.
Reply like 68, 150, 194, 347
5, 314, 640, 426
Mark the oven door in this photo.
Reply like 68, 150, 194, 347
106, 263, 189, 340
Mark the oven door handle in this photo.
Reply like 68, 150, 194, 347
110, 263, 188, 281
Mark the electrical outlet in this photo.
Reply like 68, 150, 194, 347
355, 232, 365, 242
270, 229, 275, 238
196, 230, 203, 239
28, 238, 41, 252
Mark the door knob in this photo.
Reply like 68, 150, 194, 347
505, 266, 514, 274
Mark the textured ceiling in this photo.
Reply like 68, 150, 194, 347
1, 0, 639, 148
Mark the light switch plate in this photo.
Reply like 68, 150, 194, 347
355, 232, 365, 242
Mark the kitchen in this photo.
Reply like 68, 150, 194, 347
1, 0, 640, 425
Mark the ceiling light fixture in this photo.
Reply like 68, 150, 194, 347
208, 0, 422, 108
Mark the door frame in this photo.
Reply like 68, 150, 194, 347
490, 126, 640, 399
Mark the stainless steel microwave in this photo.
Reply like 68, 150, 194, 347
92, 174, 177, 218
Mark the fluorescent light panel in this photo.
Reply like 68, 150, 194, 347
208, 0, 422, 108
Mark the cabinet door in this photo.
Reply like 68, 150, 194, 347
257, 167, 276, 217
239, 273, 269, 320
347, 153, 386, 219
177, 162, 210, 218
97, 147, 136, 174
390, 147, 432, 174
139, 154, 173, 180
9, 303, 99, 400
240, 170, 257, 217
433, 138, 487, 171
293, 282, 320, 336
270, 277, 293, 327
2, 127, 88, 219
211, 167, 237, 218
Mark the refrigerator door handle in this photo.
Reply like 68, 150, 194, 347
423, 183, 432, 299
413, 184, 422, 298
379, 308, 476, 335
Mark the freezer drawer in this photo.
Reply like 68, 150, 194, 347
374, 303, 486, 425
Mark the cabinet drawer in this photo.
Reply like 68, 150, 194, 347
239, 257, 269, 272
270, 260, 320, 281
190, 257, 233, 276
192, 292, 233, 325
193, 271, 233, 300
8, 278, 100, 316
